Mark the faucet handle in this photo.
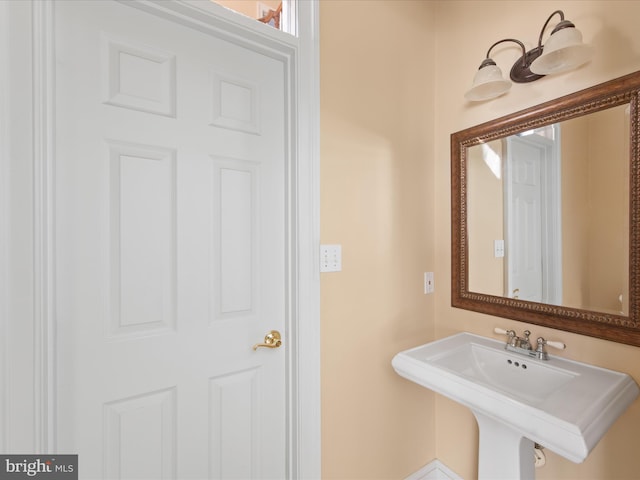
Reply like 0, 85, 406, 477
545, 339, 566, 350
536, 337, 566, 360
494, 328, 519, 347
493, 327, 520, 347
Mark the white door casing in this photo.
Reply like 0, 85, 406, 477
1, 0, 321, 478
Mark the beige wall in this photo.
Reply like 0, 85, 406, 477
562, 108, 629, 313
586, 106, 629, 312
322, 0, 640, 479
562, 116, 591, 309
433, 1, 640, 479
320, 1, 436, 478
467, 140, 504, 296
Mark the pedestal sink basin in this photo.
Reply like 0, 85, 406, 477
392, 332, 639, 479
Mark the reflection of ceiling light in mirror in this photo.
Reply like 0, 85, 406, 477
482, 143, 502, 179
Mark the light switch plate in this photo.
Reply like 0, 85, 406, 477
320, 244, 342, 272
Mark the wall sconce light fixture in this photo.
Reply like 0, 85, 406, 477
465, 10, 593, 102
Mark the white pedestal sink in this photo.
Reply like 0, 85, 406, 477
392, 333, 639, 479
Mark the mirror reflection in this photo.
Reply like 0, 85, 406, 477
467, 104, 630, 316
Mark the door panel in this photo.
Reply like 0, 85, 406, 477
54, 1, 286, 478
506, 137, 544, 301
505, 133, 561, 305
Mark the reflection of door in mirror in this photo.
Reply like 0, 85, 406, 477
453, 72, 640, 345
467, 105, 629, 315
504, 126, 561, 304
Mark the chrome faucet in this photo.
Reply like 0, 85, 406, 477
494, 328, 565, 360
505, 329, 530, 349
534, 336, 566, 360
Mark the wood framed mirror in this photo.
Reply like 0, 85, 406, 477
451, 71, 640, 346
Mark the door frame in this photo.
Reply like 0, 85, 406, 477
1, 1, 321, 478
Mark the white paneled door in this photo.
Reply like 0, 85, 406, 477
54, 1, 287, 478
505, 135, 544, 302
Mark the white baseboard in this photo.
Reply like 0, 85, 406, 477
405, 459, 463, 480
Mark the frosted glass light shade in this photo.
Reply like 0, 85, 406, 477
530, 27, 593, 75
465, 64, 512, 102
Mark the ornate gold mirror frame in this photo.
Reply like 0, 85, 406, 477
452, 71, 640, 346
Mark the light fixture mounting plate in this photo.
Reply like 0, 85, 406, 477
510, 46, 545, 83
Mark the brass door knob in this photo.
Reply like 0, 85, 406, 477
253, 330, 282, 350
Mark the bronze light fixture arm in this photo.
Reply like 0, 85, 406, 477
477, 37, 544, 84
477, 38, 543, 83
482, 38, 528, 69
536, 10, 573, 49
465, 9, 593, 101
484, 11, 575, 84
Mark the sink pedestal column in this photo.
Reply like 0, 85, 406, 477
474, 412, 535, 480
